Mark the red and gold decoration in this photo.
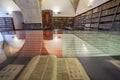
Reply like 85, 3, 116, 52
42, 10, 53, 28
43, 30, 53, 40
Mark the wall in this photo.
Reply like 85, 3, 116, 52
0, 0, 20, 17
41, 0, 76, 17
76, 0, 109, 15
14, 0, 42, 23
13, 11, 24, 29
0, 7, 12, 17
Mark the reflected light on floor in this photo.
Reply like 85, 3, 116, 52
11, 35, 25, 48
0, 32, 3, 41
54, 34, 59, 41
82, 43, 88, 53
44, 34, 62, 57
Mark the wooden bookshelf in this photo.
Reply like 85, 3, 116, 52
52, 17, 73, 29
0, 17, 14, 31
23, 23, 41, 30
74, 0, 120, 31
115, 14, 120, 21
117, 6, 120, 13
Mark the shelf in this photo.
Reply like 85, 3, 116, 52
101, 7, 117, 16
115, 14, 120, 20
102, 0, 118, 10
100, 15, 114, 22
117, 6, 120, 13
74, 0, 120, 31
92, 6, 102, 13
113, 22, 120, 30
85, 15, 92, 19
85, 19, 91, 23
91, 22, 99, 24
92, 12, 100, 18
93, 8, 99, 13
115, 20, 120, 22
99, 23, 112, 30
0, 17, 14, 30
86, 10, 92, 15
100, 21, 113, 23
101, 13, 116, 17
91, 23, 99, 28
102, 5, 117, 11
52, 17, 73, 28
91, 18, 99, 23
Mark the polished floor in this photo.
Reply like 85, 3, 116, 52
0, 30, 120, 80
0, 30, 120, 57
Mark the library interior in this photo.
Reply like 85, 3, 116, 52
0, 0, 120, 80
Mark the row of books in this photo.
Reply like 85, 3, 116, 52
100, 15, 114, 22
93, 7, 102, 13
91, 18, 99, 22
116, 14, 120, 20
102, 0, 118, 10
99, 23, 112, 29
91, 23, 99, 28
0, 17, 14, 29
113, 22, 120, 27
101, 7, 117, 16
85, 15, 92, 19
117, 7, 120, 13
85, 19, 91, 23
92, 12, 100, 18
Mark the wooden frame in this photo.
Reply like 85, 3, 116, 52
74, 0, 120, 31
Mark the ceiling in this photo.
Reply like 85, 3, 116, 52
0, 0, 109, 17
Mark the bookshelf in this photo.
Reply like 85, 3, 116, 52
0, 17, 14, 31
23, 23, 41, 30
52, 17, 73, 29
116, 14, 120, 21
113, 1, 120, 31
74, 0, 120, 31
117, 6, 120, 13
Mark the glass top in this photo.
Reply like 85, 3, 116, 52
0, 30, 120, 58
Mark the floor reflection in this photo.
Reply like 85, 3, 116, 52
0, 30, 120, 58
1, 31, 64, 58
